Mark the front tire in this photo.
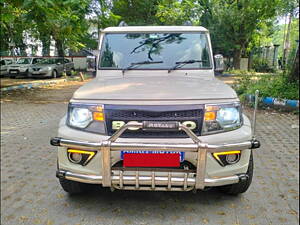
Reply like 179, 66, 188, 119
218, 152, 253, 195
59, 178, 90, 195
52, 70, 58, 78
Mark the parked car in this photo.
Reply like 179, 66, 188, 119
8, 57, 44, 78
51, 26, 260, 195
0, 58, 14, 76
28, 58, 75, 78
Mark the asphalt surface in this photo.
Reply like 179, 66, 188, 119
1, 82, 299, 225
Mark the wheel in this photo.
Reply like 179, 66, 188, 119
67, 68, 76, 76
24, 69, 29, 78
218, 152, 253, 195
52, 70, 58, 78
59, 178, 90, 195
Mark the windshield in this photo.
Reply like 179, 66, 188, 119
99, 33, 212, 70
17, 58, 31, 64
39, 58, 57, 64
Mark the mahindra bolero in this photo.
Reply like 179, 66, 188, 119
51, 26, 260, 195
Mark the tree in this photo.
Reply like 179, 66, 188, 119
1, 1, 29, 56
156, 0, 201, 25
25, 0, 92, 57
88, 0, 120, 44
112, 0, 160, 25
204, 0, 280, 69
156, 0, 281, 69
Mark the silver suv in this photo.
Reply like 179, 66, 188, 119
51, 26, 260, 195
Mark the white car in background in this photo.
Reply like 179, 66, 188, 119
8, 57, 43, 78
0, 58, 15, 76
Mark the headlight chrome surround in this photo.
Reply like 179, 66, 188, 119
67, 103, 106, 134
202, 102, 243, 135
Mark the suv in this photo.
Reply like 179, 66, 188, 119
51, 26, 260, 195
8, 57, 43, 78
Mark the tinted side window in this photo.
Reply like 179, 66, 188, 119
32, 58, 42, 64
56, 58, 64, 64
0, 60, 5, 66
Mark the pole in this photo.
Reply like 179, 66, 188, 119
252, 90, 259, 139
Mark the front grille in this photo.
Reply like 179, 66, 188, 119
105, 104, 204, 138
32, 68, 40, 71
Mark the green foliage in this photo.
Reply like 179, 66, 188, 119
234, 73, 299, 100
25, 0, 92, 55
0, 1, 29, 55
271, 18, 299, 59
207, 0, 281, 69
252, 58, 275, 73
156, 0, 200, 25
112, 0, 160, 25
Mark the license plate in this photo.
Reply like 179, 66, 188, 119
10, 71, 17, 74
121, 151, 184, 167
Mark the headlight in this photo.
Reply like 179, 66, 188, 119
67, 103, 106, 134
40, 67, 50, 71
202, 102, 243, 135
69, 108, 93, 128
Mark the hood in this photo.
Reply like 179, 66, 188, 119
9, 64, 30, 67
73, 76, 237, 101
31, 64, 55, 68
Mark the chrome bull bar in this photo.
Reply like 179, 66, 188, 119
51, 121, 260, 190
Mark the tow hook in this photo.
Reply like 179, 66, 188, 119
56, 170, 66, 179
251, 139, 261, 149
237, 174, 249, 183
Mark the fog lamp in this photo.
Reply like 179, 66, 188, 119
213, 151, 241, 166
225, 154, 240, 164
67, 149, 96, 166
69, 153, 82, 163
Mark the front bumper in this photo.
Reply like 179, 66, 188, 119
9, 69, 28, 76
51, 121, 260, 191
28, 71, 52, 77
56, 169, 249, 191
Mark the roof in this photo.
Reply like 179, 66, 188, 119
102, 26, 208, 33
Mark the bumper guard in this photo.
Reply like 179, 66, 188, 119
51, 121, 260, 191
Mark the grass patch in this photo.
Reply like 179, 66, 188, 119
233, 73, 299, 100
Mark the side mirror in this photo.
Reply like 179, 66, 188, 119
214, 54, 224, 74
56, 62, 61, 65
86, 56, 96, 72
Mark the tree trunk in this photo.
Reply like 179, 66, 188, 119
283, 12, 292, 68
19, 43, 27, 56
233, 48, 242, 70
55, 39, 64, 57
289, 44, 299, 82
41, 36, 51, 56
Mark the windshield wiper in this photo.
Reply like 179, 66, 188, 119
122, 60, 163, 74
168, 59, 206, 73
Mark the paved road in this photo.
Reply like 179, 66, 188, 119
1, 84, 299, 225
